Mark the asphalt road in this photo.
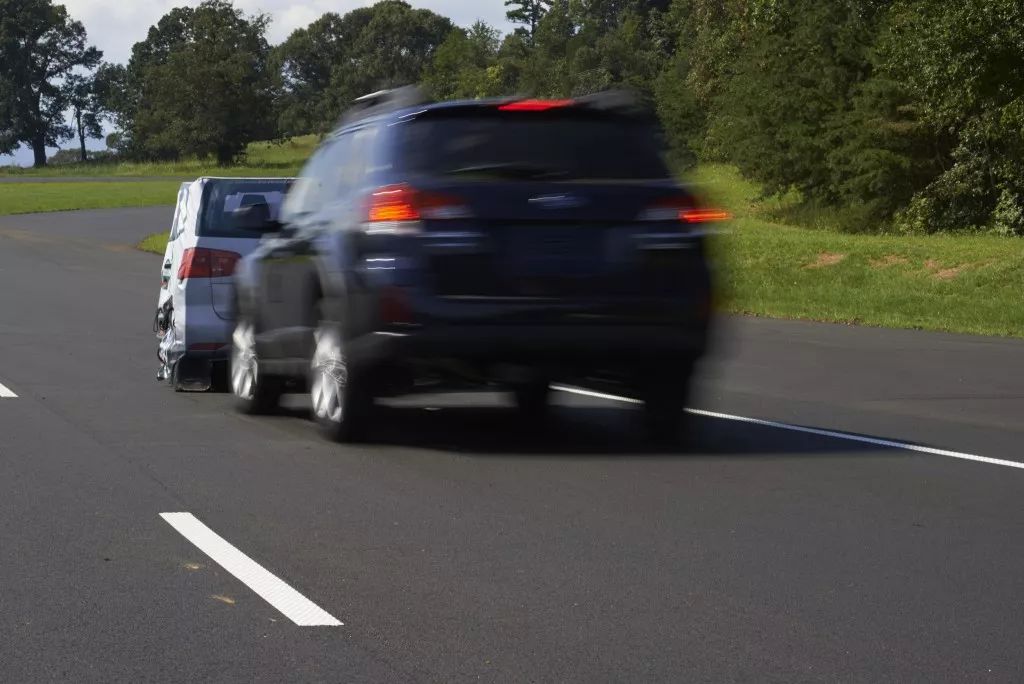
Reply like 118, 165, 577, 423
3, 207, 1024, 683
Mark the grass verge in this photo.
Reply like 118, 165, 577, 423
0, 181, 183, 216
691, 164, 1024, 337
136, 162, 1024, 337
0, 135, 318, 178
137, 232, 168, 255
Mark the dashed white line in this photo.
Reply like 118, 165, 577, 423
0, 381, 17, 398
552, 384, 1024, 471
160, 512, 342, 627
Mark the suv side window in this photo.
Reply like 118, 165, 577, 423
336, 126, 378, 199
282, 139, 342, 222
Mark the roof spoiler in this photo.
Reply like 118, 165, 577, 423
495, 88, 654, 118
338, 86, 431, 126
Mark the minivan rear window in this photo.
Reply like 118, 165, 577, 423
198, 179, 293, 237
397, 112, 670, 181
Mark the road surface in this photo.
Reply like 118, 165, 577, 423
2, 207, 1024, 682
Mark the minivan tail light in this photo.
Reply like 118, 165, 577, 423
365, 184, 472, 232
177, 247, 242, 280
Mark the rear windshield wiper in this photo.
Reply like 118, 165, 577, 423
443, 163, 572, 180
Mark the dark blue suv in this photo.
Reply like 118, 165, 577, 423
232, 88, 721, 442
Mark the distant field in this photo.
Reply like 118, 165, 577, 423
0, 135, 319, 179
692, 165, 1024, 337
0, 136, 319, 219
0, 181, 182, 217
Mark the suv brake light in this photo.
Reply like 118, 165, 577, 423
365, 184, 471, 233
638, 197, 731, 225
177, 247, 241, 280
681, 209, 731, 223
498, 99, 574, 112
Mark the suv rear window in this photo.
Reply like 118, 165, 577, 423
199, 179, 292, 237
397, 111, 670, 181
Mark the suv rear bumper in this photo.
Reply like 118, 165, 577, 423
349, 324, 708, 367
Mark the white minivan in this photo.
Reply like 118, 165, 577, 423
156, 177, 292, 390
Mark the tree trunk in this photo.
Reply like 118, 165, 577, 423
77, 111, 87, 163
32, 137, 47, 168
216, 144, 233, 166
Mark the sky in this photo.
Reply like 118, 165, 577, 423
2, 0, 514, 167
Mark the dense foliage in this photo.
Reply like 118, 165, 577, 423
0, 0, 102, 166
113, 0, 276, 164
2, 0, 1021, 232
273, 1, 453, 136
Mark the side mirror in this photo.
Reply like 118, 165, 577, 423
233, 204, 281, 233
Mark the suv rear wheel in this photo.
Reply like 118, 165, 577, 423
639, 363, 695, 446
231, 317, 281, 414
512, 379, 551, 421
310, 322, 373, 442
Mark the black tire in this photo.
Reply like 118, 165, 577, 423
169, 361, 184, 393
210, 361, 231, 393
309, 322, 373, 442
512, 380, 551, 421
639, 363, 695, 446
230, 316, 281, 414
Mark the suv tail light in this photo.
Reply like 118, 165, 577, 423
365, 184, 472, 234
177, 247, 241, 280
638, 197, 731, 225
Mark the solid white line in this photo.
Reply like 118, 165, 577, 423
552, 385, 1024, 471
0, 381, 17, 398
160, 512, 343, 627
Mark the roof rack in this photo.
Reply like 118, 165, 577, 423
574, 88, 651, 116
338, 86, 431, 126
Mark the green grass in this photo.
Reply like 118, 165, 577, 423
15, 139, 1020, 338
0, 136, 321, 219
0, 181, 183, 216
0, 135, 319, 178
137, 232, 168, 255
690, 164, 1024, 337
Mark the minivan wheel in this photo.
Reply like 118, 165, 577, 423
231, 317, 281, 414
310, 323, 372, 442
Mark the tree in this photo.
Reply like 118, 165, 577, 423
0, 0, 101, 166
337, 1, 455, 101
64, 74, 104, 162
878, 0, 1024, 233
118, 0, 274, 164
505, 0, 552, 39
705, 0, 889, 200
272, 11, 363, 136
274, 1, 455, 135
422, 21, 503, 100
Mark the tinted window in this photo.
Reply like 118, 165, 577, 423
398, 112, 670, 180
336, 126, 378, 197
198, 179, 292, 237
281, 138, 348, 221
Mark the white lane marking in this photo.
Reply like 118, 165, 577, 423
552, 384, 1024, 471
160, 512, 343, 627
0, 381, 17, 398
